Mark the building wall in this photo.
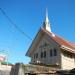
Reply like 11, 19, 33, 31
61, 51, 75, 70
31, 34, 61, 68
30, 32, 75, 70
0, 64, 12, 75
0, 64, 12, 70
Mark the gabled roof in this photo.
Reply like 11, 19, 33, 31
26, 28, 44, 56
42, 28, 75, 52
26, 28, 75, 57
26, 9, 75, 57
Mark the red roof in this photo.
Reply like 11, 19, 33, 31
41, 28, 75, 51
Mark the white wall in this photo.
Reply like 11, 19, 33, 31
0, 64, 12, 70
61, 53, 75, 70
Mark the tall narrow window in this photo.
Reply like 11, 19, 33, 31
54, 48, 57, 56
34, 54, 35, 59
41, 52, 43, 58
36, 53, 38, 58
50, 49, 52, 57
44, 51, 46, 58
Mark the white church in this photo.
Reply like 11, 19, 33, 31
26, 10, 75, 70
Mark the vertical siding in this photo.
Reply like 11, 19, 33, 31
30, 34, 61, 69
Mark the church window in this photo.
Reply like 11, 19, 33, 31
41, 52, 43, 58
36, 53, 38, 58
50, 49, 52, 57
34, 54, 35, 59
44, 51, 46, 58
54, 48, 57, 56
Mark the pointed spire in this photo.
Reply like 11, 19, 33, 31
45, 8, 49, 22
43, 8, 51, 32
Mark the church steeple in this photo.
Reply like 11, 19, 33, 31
43, 8, 51, 32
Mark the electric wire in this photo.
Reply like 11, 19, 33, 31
0, 8, 32, 40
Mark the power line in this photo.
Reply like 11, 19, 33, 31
0, 8, 32, 40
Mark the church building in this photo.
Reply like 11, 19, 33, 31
26, 10, 75, 70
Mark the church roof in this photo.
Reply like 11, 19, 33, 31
26, 9, 75, 56
26, 28, 75, 57
41, 28, 75, 52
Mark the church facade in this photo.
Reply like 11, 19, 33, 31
26, 10, 75, 70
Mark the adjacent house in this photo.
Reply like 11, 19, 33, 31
26, 9, 75, 70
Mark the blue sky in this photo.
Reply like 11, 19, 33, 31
0, 0, 75, 64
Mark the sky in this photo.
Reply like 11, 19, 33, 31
0, 0, 75, 64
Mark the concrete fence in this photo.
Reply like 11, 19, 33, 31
0, 64, 12, 75
10, 63, 59, 75
10, 63, 75, 75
